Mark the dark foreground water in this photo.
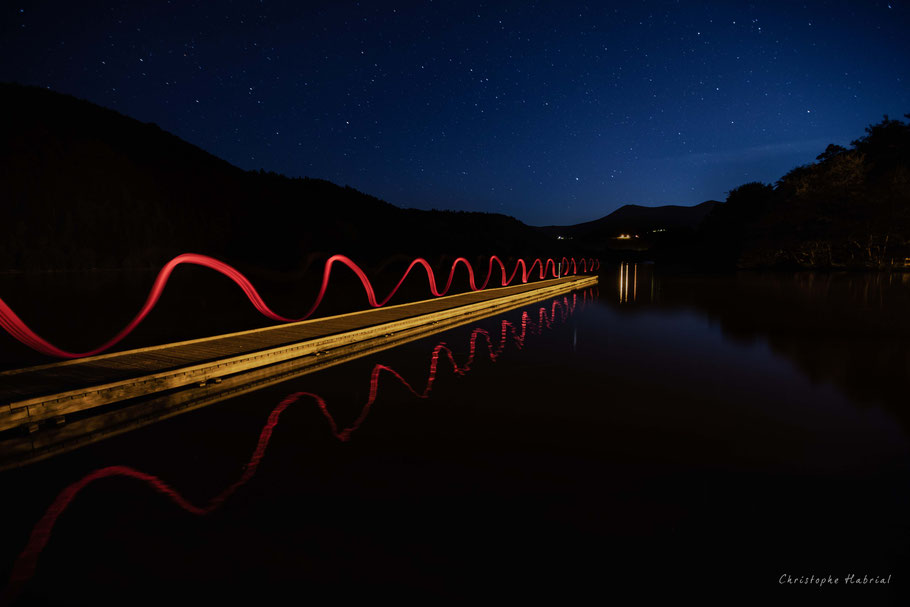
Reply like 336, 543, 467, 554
1, 265, 909, 605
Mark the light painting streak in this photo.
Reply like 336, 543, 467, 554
0, 253, 598, 359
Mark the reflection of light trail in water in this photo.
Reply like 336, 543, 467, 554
1, 393, 297, 605
318, 295, 580, 441
0, 254, 599, 359
1, 291, 594, 603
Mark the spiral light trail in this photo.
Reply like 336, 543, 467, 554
0, 253, 598, 359
1, 291, 593, 602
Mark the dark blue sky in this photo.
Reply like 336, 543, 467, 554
2, 1, 909, 225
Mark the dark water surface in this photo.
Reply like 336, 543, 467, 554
1, 265, 909, 604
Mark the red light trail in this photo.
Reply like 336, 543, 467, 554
0, 291, 594, 603
319, 295, 581, 441
0, 253, 598, 359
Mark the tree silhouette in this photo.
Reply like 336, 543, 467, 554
700, 114, 910, 268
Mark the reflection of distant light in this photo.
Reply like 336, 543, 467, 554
618, 262, 638, 303
619, 263, 626, 303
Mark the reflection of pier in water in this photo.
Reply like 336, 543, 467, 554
0, 277, 596, 470
1, 291, 595, 603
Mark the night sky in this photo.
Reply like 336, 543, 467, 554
2, 1, 909, 226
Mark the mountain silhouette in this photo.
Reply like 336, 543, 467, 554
539, 201, 719, 240
0, 83, 570, 274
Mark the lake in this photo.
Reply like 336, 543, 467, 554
1, 264, 908, 604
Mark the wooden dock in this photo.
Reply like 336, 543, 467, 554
0, 274, 597, 465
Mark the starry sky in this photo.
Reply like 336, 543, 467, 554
2, 1, 909, 226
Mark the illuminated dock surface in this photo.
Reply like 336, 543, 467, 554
0, 274, 597, 467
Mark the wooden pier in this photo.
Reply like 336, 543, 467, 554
0, 274, 597, 467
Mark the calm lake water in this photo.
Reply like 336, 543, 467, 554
1, 264, 909, 604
